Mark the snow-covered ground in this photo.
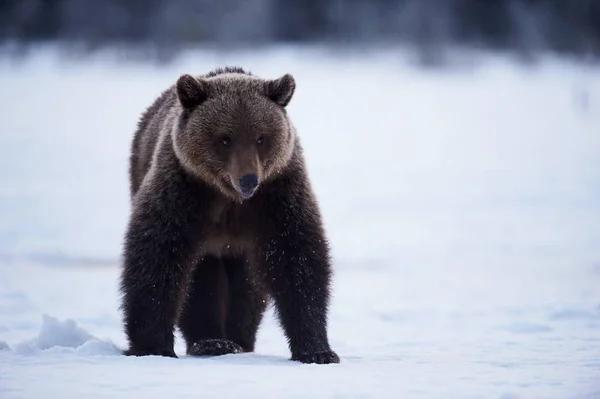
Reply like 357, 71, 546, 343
1, 47, 599, 399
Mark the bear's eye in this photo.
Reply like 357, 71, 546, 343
256, 136, 264, 146
221, 137, 231, 147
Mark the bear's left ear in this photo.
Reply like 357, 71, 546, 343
266, 74, 296, 107
177, 74, 209, 109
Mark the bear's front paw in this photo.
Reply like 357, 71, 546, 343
187, 339, 244, 357
123, 347, 178, 358
292, 350, 340, 364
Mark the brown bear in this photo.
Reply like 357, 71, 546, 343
119, 66, 339, 364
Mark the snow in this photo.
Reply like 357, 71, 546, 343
1, 46, 600, 398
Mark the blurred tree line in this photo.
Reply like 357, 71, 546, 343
0, 0, 598, 61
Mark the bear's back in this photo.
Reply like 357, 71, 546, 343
128, 86, 179, 198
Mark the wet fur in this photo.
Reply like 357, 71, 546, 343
120, 67, 339, 364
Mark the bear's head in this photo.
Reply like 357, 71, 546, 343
172, 68, 297, 202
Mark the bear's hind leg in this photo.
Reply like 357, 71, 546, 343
223, 256, 268, 352
178, 255, 243, 356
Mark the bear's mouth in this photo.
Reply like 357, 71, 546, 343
236, 186, 258, 199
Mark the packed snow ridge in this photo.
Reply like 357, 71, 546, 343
8, 315, 122, 356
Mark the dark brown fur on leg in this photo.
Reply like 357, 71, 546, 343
223, 256, 268, 352
178, 256, 243, 356
258, 167, 339, 365
120, 144, 207, 358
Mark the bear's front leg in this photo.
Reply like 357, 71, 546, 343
264, 234, 339, 364
260, 189, 340, 364
120, 177, 205, 358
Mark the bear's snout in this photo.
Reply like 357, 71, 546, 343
238, 174, 259, 198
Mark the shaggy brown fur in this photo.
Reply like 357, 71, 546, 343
119, 66, 339, 364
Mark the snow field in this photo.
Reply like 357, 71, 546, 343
0, 47, 599, 398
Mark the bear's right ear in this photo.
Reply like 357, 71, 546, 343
176, 74, 208, 109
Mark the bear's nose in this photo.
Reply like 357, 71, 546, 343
239, 174, 259, 191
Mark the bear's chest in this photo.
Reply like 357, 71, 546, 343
199, 199, 259, 257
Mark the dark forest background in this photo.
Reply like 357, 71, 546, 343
1, 0, 599, 63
